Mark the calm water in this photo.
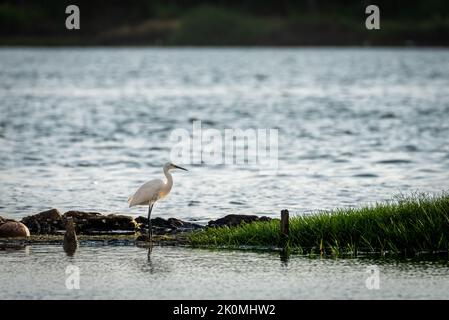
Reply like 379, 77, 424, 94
0, 245, 448, 299
0, 48, 449, 222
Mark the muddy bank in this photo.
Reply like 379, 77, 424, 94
0, 233, 190, 250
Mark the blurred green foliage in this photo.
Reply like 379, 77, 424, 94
0, 0, 448, 45
170, 6, 274, 45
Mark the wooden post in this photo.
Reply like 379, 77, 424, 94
280, 209, 290, 262
280, 209, 289, 237
280, 209, 289, 244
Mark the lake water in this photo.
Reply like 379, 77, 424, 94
2, 48, 449, 301
1, 245, 448, 299
0, 48, 449, 223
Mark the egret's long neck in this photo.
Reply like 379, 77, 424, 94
163, 167, 173, 188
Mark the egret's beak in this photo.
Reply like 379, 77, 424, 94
173, 164, 188, 171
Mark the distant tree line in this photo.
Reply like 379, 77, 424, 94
1, 0, 448, 45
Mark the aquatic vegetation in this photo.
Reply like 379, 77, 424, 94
189, 193, 449, 255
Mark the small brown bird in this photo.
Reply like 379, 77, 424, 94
63, 218, 78, 256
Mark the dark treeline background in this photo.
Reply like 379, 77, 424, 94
1, 0, 448, 45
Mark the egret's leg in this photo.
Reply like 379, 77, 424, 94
148, 203, 154, 240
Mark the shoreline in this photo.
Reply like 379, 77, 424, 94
0, 210, 271, 247
0, 233, 189, 248
2, 234, 449, 261
2, 44, 449, 48
1, 193, 448, 257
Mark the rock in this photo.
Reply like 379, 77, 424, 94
135, 216, 148, 225
136, 216, 203, 234
168, 218, 184, 228
136, 216, 169, 229
136, 216, 172, 235
64, 211, 101, 221
21, 208, 64, 234
136, 234, 151, 242
259, 216, 272, 222
0, 216, 5, 226
153, 217, 173, 229
175, 219, 204, 231
63, 211, 137, 234
208, 214, 272, 228
0, 221, 30, 238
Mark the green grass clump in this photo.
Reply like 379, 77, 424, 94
189, 193, 449, 255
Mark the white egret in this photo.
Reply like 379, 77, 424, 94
128, 162, 187, 240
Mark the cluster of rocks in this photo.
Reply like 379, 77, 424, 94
18, 208, 204, 235
1, 209, 273, 238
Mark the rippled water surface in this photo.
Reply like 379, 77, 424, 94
1, 245, 448, 299
1, 48, 449, 222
